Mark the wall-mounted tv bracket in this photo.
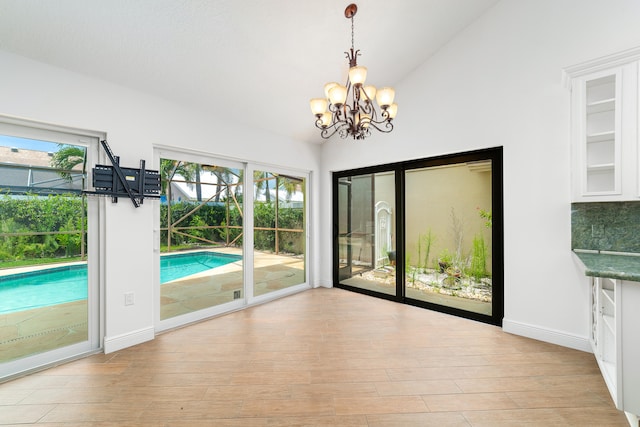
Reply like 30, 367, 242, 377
84, 140, 160, 208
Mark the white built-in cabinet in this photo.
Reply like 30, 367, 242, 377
589, 277, 640, 425
566, 48, 640, 202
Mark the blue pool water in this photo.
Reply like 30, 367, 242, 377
0, 251, 240, 314
159, 252, 240, 283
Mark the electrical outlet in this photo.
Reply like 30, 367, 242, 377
124, 292, 134, 306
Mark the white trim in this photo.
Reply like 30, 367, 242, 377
563, 45, 640, 88
0, 113, 106, 140
156, 298, 245, 333
502, 319, 591, 352
244, 163, 256, 302
249, 283, 311, 306
104, 326, 154, 354
0, 342, 97, 381
154, 143, 312, 176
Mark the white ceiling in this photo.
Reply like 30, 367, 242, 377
0, 0, 499, 144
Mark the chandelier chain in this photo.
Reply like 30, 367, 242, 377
351, 16, 355, 52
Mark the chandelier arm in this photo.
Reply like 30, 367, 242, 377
358, 101, 374, 115
363, 120, 394, 134
338, 128, 352, 139
316, 118, 351, 140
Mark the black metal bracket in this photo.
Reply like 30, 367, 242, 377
84, 140, 160, 207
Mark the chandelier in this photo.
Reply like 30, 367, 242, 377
310, 3, 397, 140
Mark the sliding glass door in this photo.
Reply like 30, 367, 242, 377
0, 119, 101, 380
154, 149, 311, 331
155, 149, 245, 330
252, 170, 306, 297
405, 160, 494, 317
336, 172, 396, 296
333, 148, 503, 325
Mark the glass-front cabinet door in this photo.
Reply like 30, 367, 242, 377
333, 148, 503, 325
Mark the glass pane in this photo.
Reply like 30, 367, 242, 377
253, 171, 306, 296
337, 172, 396, 295
0, 135, 89, 362
405, 161, 492, 315
159, 159, 244, 320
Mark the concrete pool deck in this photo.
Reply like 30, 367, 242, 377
0, 250, 305, 364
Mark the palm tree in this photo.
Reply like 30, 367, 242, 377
159, 159, 194, 196
254, 171, 272, 203
278, 174, 303, 201
202, 165, 228, 203
50, 145, 86, 182
194, 167, 202, 201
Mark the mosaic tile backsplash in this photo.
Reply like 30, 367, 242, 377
571, 201, 640, 253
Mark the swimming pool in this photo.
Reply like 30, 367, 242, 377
160, 251, 240, 283
0, 251, 241, 314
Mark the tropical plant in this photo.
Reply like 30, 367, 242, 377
50, 145, 86, 182
419, 229, 435, 271
438, 248, 453, 272
477, 207, 492, 228
449, 207, 464, 262
469, 234, 489, 281
254, 171, 273, 202
278, 175, 303, 202
159, 159, 195, 194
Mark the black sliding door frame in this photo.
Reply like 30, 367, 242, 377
332, 147, 504, 326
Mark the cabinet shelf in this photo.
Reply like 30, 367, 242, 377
586, 131, 615, 143
602, 288, 615, 305
587, 98, 615, 114
603, 314, 616, 336
587, 163, 615, 172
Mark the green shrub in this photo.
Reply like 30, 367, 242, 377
0, 193, 85, 260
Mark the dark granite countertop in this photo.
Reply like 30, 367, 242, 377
573, 250, 640, 282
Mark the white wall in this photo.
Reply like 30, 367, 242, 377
3, 0, 640, 355
0, 50, 321, 351
320, 0, 640, 350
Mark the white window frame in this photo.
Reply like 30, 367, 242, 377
153, 145, 311, 332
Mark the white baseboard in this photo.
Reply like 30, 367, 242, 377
104, 326, 154, 354
625, 411, 639, 427
502, 319, 591, 352
315, 279, 333, 288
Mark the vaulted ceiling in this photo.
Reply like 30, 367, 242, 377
0, 0, 499, 143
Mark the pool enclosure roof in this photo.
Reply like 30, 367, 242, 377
0, 146, 84, 195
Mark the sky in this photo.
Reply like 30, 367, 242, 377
0, 135, 61, 153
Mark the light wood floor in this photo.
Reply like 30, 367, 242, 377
0, 287, 629, 426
